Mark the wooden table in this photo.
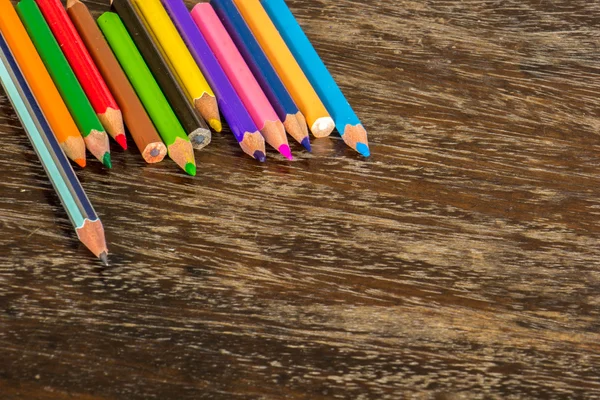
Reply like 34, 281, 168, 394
2, 0, 600, 398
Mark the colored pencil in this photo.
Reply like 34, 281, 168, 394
67, 0, 166, 163
192, 3, 292, 160
110, 0, 211, 150
0, 0, 85, 166
17, 0, 111, 168
231, 0, 334, 139
260, 0, 369, 157
35, 0, 127, 150
0, 31, 108, 265
160, 0, 266, 162
98, 12, 196, 176
210, 0, 310, 152
131, 0, 221, 131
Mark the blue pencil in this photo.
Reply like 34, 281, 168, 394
211, 0, 310, 151
260, 0, 370, 157
0, 31, 108, 264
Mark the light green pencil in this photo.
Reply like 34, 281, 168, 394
98, 11, 196, 176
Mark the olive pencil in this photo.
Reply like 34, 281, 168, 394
35, 0, 127, 149
17, 0, 112, 168
67, 0, 167, 163
131, 0, 221, 131
98, 12, 196, 176
110, 0, 211, 150
160, 0, 266, 162
210, 0, 310, 152
0, 31, 108, 264
261, 0, 370, 157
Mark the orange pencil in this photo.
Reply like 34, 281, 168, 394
232, 0, 334, 138
0, 0, 85, 166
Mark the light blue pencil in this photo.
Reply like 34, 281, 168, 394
0, 31, 109, 264
260, 0, 370, 157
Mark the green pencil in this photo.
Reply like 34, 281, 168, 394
16, 0, 112, 168
97, 11, 196, 176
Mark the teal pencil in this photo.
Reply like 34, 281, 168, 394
260, 0, 370, 157
0, 31, 109, 264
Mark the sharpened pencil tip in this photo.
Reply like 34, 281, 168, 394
185, 162, 197, 176
74, 158, 86, 168
99, 251, 109, 266
209, 119, 222, 132
278, 144, 293, 160
253, 150, 266, 162
102, 153, 112, 168
356, 142, 370, 157
300, 136, 312, 152
115, 134, 128, 150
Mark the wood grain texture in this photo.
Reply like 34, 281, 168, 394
2, 0, 600, 398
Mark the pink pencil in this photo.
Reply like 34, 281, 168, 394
191, 3, 292, 160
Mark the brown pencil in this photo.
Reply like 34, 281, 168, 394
67, 0, 166, 163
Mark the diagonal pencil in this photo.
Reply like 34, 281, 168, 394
192, 3, 293, 160
67, 0, 167, 163
261, 0, 369, 157
160, 0, 266, 162
131, 0, 221, 132
232, 0, 335, 139
110, 0, 211, 150
210, 0, 310, 152
35, 0, 128, 150
0, 31, 108, 264
98, 11, 196, 176
17, 0, 112, 168
0, 0, 86, 167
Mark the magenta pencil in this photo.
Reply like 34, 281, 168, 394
191, 3, 292, 160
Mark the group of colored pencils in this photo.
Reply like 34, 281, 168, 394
0, 0, 370, 264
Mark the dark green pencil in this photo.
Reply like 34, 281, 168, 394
17, 0, 111, 168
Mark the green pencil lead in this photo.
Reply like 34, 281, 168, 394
185, 162, 196, 176
103, 152, 112, 169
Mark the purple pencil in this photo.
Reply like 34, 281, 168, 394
161, 0, 266, 162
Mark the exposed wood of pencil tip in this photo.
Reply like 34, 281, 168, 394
68, 0, 166, 163
65, 0, 80, 8
310, 116, 335, 138
261, 118, 289, 148
194, 92, 221, 132
188, 127, 212, 150
97, 107, 126, 146
62, 134, 87, 167
167, 136, 196, 175
239, 130, 266, 162
295, 110, 309, 137
75, 218, 108, 260
343, 123, 370, 154
283, 111, 310, 145
83, 128, 110, 163
141, 141, 167, 164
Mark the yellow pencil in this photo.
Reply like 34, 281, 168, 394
131, 0, 221, 131
232, 0, 334, 138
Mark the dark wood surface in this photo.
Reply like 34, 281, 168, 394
2, 0, 600, 398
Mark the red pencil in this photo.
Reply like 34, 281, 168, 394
35, 0, 127, 150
